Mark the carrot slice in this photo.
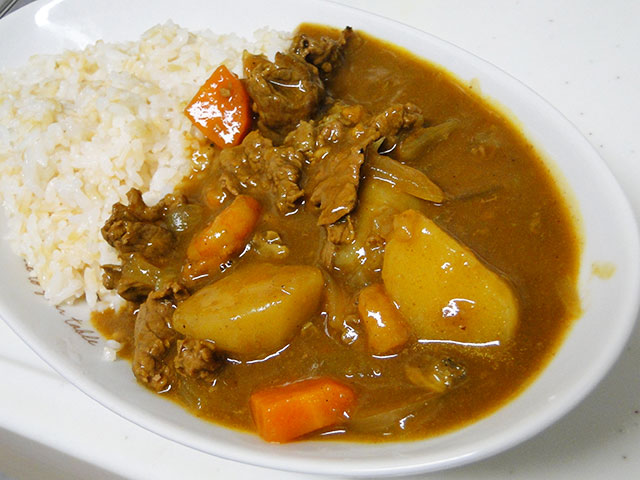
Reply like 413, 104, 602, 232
357, 283, 410, 355
183, 195, 261, 279
250, 377, 356, 443
185, 65, 251, 148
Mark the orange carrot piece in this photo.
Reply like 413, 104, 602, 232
184, 195, 261, 278
185, 65, 251, 148
357, 283, 410, 355
250, 377, 356, 443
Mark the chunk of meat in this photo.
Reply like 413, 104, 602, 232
102, 253, 166, 302
290, 27, 352, 74
218, 131, 305, 213
217, 101, 422, 225
101, 189, 182, 263
282, 120, 316, 156
243, 51, 324, 140
174, 338, 222, 384
326, 216, 355, 245
305, 103, 423, 225
132, 283, 189, 392
370, 103, 424, 141
101, 265, 122, 292
102, 263, 151, 302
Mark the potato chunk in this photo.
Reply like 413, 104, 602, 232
173, 263, 324, 357
334, 177, 424, 287
382, 210, 518, 344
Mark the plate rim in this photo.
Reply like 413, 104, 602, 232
1, 0, 639, 476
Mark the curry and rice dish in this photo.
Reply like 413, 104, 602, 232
1, 24, 581, 443
92, 24, 581, 442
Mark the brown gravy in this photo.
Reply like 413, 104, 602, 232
93, 24, 580, 442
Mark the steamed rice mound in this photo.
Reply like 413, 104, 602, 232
0, 22, 289, 307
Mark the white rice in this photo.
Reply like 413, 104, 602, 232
102, 339, 123, 362
0, 22, 289, 308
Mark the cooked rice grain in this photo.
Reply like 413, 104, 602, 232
0, 22, 289, 307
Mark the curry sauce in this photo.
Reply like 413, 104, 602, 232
93, 25, 580, 442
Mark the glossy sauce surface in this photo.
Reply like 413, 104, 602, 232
93, 25, 581, 442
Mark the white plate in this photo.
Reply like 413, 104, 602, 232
1, 0, 639, 476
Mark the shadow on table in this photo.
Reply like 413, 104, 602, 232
0, 427, 126, 480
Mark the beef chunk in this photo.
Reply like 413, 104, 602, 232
101, 253, 164, 302
118, 280, 154, 303
216, 101, 422, 225
305, 103, 423, 225
102, 264, 154, 302
371, 103, 424, 140
132, 283, 189, 392
174, 338, 222, 384
290, 27, 352, 74
243, 51, 324, 140
282, 120, 316, 155
101, 264, 121, 291
101, 189, 182, 263
218, 130, 305, 213
326, 216, 355, 245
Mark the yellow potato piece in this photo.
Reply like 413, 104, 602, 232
334, 177, 424, 286
382, 210, 518, 344
173, 263, 324, 357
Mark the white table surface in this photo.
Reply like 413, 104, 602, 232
1, 0, 639, 478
